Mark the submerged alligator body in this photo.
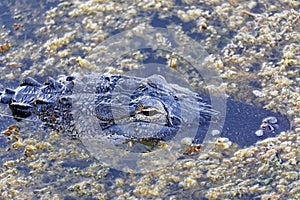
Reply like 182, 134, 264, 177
0, 74, 290, 148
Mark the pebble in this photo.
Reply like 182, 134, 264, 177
252, 90, 265, 98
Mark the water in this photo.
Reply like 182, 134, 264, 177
0, 0, 299, 199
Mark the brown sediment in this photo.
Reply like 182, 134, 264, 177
0, 42, 12, 54
2, 125, 20, 136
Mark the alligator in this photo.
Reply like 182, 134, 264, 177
0, 74, 290, 151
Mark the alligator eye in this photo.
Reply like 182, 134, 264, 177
133, 98, 169, 125
135, 105, 168, 124
140, 107, 162, 116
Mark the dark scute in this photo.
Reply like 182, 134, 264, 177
20, 77, 42, 87
43, 77, 63, 92
59, 97, 72, 106
9, 104, 32, 119
66, 76, 75, 81
0, 88, 15, 104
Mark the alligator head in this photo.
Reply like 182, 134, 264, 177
0, 74, 290, 150
94, 74, 216, 147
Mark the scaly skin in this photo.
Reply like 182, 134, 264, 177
0, 74, 290, 148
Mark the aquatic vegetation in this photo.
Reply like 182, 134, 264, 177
0, 0, 299, 199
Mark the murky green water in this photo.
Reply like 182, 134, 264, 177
0, 0, 299, 199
